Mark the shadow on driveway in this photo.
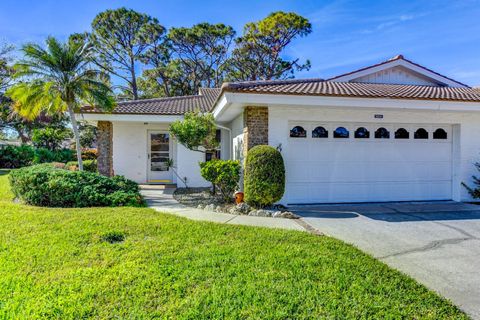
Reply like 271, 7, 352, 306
290, 201, 480, 222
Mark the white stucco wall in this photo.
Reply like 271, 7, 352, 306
112, 121, 209, 187
175, 143, 208, 187
268, 105, 480, 204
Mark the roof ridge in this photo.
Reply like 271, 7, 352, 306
222, 78, 324, 90
325, 80, 461, 89
118, 94, 204, 105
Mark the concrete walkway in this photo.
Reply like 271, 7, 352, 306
140, 186, 305, 231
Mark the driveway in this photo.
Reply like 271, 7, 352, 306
291, 201, 480, 319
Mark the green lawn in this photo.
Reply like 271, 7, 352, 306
0, 172, 468, 319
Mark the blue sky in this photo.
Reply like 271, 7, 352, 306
1, 0, 479, 85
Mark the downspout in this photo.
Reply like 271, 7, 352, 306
216, 124, 232, 160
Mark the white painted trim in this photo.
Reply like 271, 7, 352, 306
211, 93, 229, 119
76, 113, 183, 123
331, 59, 467, 88
213, 92, 480, 122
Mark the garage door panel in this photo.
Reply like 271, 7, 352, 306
286, 123, 452, 204
289, 181, 452, 204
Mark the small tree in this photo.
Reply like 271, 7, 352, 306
169, 111, 219, 155
462, 162, 480, 198
200, 160, 240, 202
170, 111, 220, 191
31, 127, 72, 151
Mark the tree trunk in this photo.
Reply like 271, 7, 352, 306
130, 57, 138, 100
67, 103, 83, 171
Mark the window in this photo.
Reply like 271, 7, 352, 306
205, 129, 221, 161
290, 126, 306, 138
334, 127, 349, 138
375, 127, 390, 139
433, 128, 447, 139
414, 128, 429, 139
312, 126, 328, 138
395, 128, 409, 139
354, 127, 370, 139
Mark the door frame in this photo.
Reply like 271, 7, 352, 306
146, 130, 174, 183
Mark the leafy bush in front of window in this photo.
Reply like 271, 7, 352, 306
200, 159, 241, 202
66, 160, 98, 173
0, 145, 75, 168
9, 163, 144, 208
244, 145, 285, 208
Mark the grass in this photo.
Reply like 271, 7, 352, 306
0, 171, 468, 319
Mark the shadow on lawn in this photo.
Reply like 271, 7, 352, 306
0, 169, 10, 176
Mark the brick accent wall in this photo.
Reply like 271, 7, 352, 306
242, 106, 268, 158
97, 121, 113, 177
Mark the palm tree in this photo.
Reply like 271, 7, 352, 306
6, 37, 115, 171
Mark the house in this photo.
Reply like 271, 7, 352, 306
78, 55, 480, 205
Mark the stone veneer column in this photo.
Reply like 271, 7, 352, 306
97, 121, 113, 177
242, 106, 269, 159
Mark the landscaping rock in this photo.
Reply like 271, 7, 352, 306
229, 202, 251, 215
204, 204, 216, 212
272, 211, 300, 219
248, 209, 274, 217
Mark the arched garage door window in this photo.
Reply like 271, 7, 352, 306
354, 127, 370, 139
433, 128, 447, 139
312, 126, 328, 138
414, 128, 429, 139
334, 127, 349, 138
395, 128, 409, 139
290, 126, 306, 138
375, 127, 390, 139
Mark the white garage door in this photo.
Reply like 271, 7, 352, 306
286, 123, 452, 204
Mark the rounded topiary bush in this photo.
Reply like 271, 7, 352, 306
9, 163, 144, 208
244, 145, 285, 207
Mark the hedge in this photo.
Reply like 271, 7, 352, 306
9, 164, 144, 208
0, 145, 75, 169
244, 145, 285, 207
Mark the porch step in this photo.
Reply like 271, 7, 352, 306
139, 184, 177, 191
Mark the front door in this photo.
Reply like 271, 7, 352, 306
147, 131, 173, 183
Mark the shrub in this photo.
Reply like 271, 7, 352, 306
9, 164, 144, 208
0, 145, 35, 168
66, 159, 98, 172
81, 148, 97, 160
33, 147, 75, 164
200, 159, 241, 202
0, 145, 75, 169
244, 145, 285, 208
